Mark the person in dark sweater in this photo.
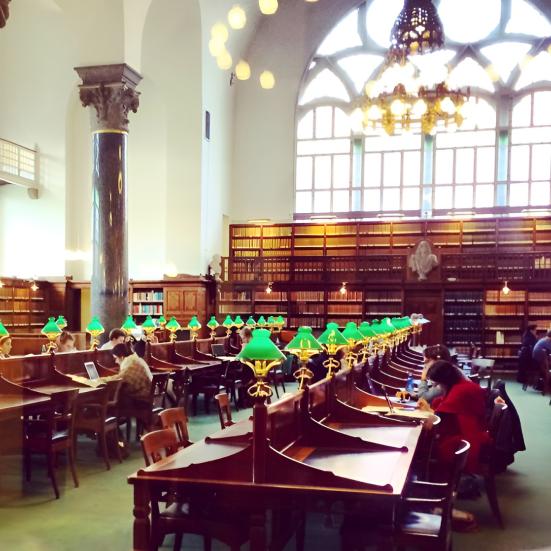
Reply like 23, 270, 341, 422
517, 324, 537, 384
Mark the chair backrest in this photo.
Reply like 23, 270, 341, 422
440, 440, 471, 537
150, 372, 170, 408
140, 428, 180, 466
159, 407, 191, 448
50, 389, 80, 438
488, 402, 508, 439
214, 392, 234, 429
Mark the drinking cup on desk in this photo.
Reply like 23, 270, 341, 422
396, 390, 410, 402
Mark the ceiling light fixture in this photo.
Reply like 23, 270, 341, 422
266, 282, 273, 294
355, 0, 470, 136
339, 282, 347, 295
502, 281, 511, 296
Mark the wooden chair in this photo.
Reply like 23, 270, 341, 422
341, 440, 471, 551
269, 364, 286, 398
120, 372, 170, 441
215, 392, 235, 429
220, 361, 245, 410
23, 389, 80, 499
159, 408, 192, 448
480, 401, 508, 528
73, 380, 123, 470
140, 429, 249, 551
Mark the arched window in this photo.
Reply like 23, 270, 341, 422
295, 0, 551, 218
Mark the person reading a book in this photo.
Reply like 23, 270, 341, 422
418, 360, 490, 474
416, 344, 452, 403
99, 328, 127, 350
532, 330, 551, 390
57, 331, 76, 353
0, 335, 12, 358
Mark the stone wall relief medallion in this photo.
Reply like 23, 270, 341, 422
408, 239, 439, 280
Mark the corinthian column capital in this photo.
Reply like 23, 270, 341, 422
75, 64, 142, 132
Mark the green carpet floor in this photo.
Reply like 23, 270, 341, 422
0, 382, 550, 550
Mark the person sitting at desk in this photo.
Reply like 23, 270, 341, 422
416, 344, 452, 404
532, 330, 551, 391
99, 328, 126, 350
101, 343, 153, 408
240, 327, 252, 348
0, 335, 12, 358
57, 331, 76, 353
226, 327, 242, 355
418, 360, 490, 474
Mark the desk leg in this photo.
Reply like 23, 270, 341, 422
132, 483, 150, 551
250, 510, 267, 551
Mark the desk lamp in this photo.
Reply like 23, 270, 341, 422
237, 328, 285, 399
56, 315, 68, 330
359, 321, 377, 363
41, 317, 62, 353
86, 316, 105, 350
342, 322, 364, 369
207, 316, 219, 338
142, 315, 157, 342
284, 326, 323, 390
187, 316, 202, 340
165, 317, 181, 343
317, 322, 348, 377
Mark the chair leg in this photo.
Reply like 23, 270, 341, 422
126, 419, 131, 443
484, 474, 504, 528
173, 532, 184, 551
67, 445, 79, 488
273, 376, 280, 399
100, 430, 111, 471
280, 377, 286, 393
113, 430, 123, 463
47, 452, 60, 499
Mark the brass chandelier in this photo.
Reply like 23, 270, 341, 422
356, 0, 470, 136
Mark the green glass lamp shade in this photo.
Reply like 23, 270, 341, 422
382, 317, 397, 333
285, 326, 322, 355
165, 316, 181, 332
317, 322, 348, 346
275, 315, 285, 327
157, 315, 167, 327
121, 315, 138, 333
359, 321, 377, 338
142, 315, 157, 332
41, 317, 62, 339
342, 322, 364, 344
245, 316, 256, 328
233, 315, 244, 328
237, 328, 286, 362
55, 315, 67, 329
187, 315, 202, 329
206, 316, 219, 330
267, 316, 276, 325
86, 316, 105, 336
0, 320, 9, 337
257, 315, 267, 327
222, 315, 234, 328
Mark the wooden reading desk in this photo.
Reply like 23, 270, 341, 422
129, 371, 423, 550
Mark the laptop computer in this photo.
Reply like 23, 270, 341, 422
211, 343, 227, 358
84, 361, 100, 381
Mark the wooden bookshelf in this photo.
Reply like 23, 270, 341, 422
0, 278, 50, 332
443, 290, 484, 355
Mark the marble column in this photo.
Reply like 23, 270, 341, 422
75, 64, 142, 334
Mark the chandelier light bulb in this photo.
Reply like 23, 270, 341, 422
235, 60, 251, 80
412, 98, 428, 117
440, 96, 456, 115
391, 98, 406, 116
211, 22, 229, 43
217, 50, 233, 71
228, 5, 247, 29
259, 0, 278, 15
209, 38, 226, 57
260, 70, 275, 89
367, 104, 382, 120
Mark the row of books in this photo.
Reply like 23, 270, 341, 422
327, 305, 363, 314
132, 291, 163, 302
528, 292, 551, 301
534, 257, 551, 269
233, 239, 262, 249
232, 228, 261, 238
484, 304, 525, 316
444, 291, 483, 303
445, 305, 483, 316
256, 292, 287, 301
527, 306, 551, 315
291, 291, 324, 301
220, 291, 251, 302
288, 317, 325, 328
262, 238, 292, 249
132, 304, 163, 315
486, 290, 525, 302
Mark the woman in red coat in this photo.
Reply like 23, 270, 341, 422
419, 360, 490, 474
